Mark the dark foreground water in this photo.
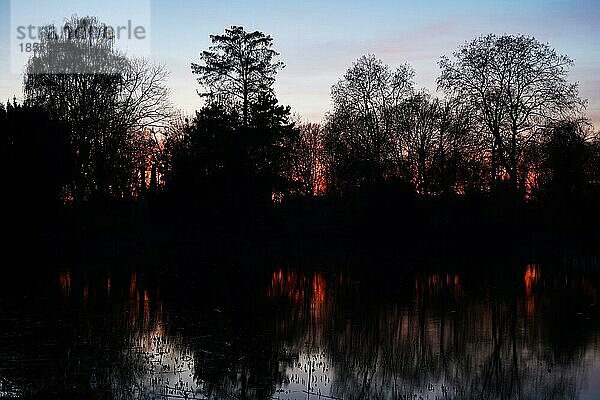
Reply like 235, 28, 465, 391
0, 256, 599, 399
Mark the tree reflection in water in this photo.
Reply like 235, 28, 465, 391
0, 268, 201, 399
0, 260, 598, 399
265, 264, 600, 400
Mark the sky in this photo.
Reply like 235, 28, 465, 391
0, 0, 599, 127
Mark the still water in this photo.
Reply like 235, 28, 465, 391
0, 258, 599, 399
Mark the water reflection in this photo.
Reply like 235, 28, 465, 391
257, 264, 599, 400
0, 260, 598, 399
59, 271, 71, 297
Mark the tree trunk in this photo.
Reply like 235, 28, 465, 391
243, 80, 248, 126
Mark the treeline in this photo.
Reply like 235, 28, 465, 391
3, 19, 600, 248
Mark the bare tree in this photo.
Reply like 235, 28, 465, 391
118, 58, 172, 132
438, 34, 586, 194
290, 121, 326, 196
327, 54, 414, 189
398, 91, 440, 193
433, 99, 482, 195
24, 15, 171, 201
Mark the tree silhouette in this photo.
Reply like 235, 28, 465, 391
326, 55, 414, 192
399, 91, 440, 193
538, 119, 595, 204
191, 26, 284, 126
24, 15, 171, 202
431, 98, 480, 196
166, 103, 240, 207
289, 121, 326, 196
438, 34, 586, 196
160, 26, 298, 218
2, 99, 73, 248
166, 92, 297, 216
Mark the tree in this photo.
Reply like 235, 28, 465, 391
118, 57, 172, 132
432, 99, 482, 195
166, 94, 297, 211
191, 26, 284, 126
326, 54, 414, 191
399, 91, 440, 193
438, 34, 585, 195
245, 94, 298, 202
538, 119, 595, 203
180, 27, 296, 210
24, 15, 171, 201
166, 104, 239, 204
289, 121, 326, 196
1, 100, 73, 212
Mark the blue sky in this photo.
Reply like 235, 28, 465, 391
1, 0, 599, 126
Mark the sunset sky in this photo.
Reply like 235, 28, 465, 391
0, 0, 599, 126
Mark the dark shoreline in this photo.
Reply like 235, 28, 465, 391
7, 193, 600, 272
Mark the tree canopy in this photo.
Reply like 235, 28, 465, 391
191, 26, 284, 126
438, 34, 586, 193
24, 15, 171, 201
326, 54, 414, 188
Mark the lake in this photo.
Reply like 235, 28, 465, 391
0, 255, 599, 399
